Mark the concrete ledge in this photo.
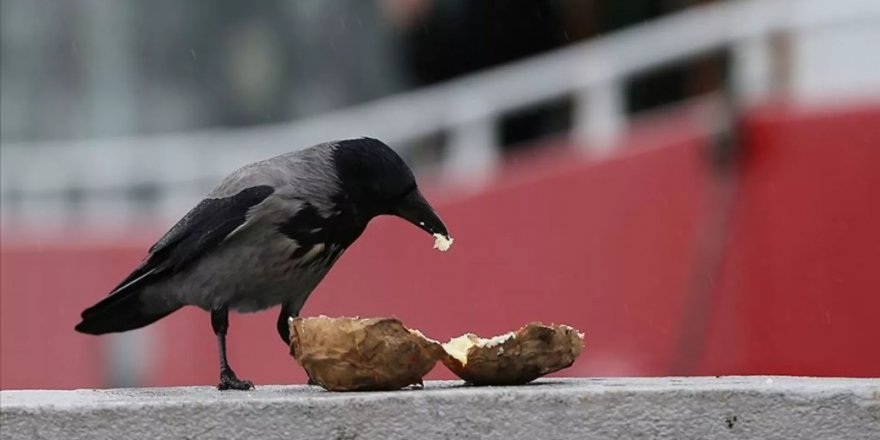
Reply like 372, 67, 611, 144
2, 377, 878, 440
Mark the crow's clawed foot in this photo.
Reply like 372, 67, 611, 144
218, 369, 254, 391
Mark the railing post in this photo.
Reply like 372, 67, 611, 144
573, 78, 625, 155
77, 148, 136, 228
732, 35, 777, 105
15, 152, 73, 231
153, 147, 206, 224
444, 98, 499, 183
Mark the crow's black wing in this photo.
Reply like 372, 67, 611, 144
76, 185, 275, 332
107, 185, 275, 296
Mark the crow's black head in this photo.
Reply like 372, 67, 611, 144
333, 138, 416, 205
332, 138, 450, 238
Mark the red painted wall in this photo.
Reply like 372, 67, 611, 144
0, 246, 137, 389
1, 103, 878, 389
699, 103, 880, 376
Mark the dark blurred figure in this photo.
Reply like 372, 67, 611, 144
386, 0, 565, 84
382, 0, 728, 151
383, 0, 569, 151
603, 0, 730, 114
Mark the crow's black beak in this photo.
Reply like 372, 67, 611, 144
393, 188, 450, 239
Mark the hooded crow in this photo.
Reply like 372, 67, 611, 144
75, 138, 452, 390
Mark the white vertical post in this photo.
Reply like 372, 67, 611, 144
77, 145, 138, 228
0, 147, 22, 230
573, 78, 625, 155
444, 98, 499, 184
732, 35, 776, 106
152, 145, 205, 225
15, 151, 75, 231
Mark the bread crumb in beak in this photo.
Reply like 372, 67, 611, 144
433, 233, 453, 252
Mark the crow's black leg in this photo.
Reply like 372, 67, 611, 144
279, 303, 318, 385
276, 302, 295, 346
212, 307, 254, 391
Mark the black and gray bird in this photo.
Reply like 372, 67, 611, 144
75, 138, 452, 390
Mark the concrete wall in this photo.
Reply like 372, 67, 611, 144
2, 377, 878, 440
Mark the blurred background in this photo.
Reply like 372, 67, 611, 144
1, 0, 879, 389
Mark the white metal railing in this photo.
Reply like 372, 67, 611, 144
2, 0, 878, 231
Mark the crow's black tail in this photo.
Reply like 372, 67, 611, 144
75, 289, 180, 335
